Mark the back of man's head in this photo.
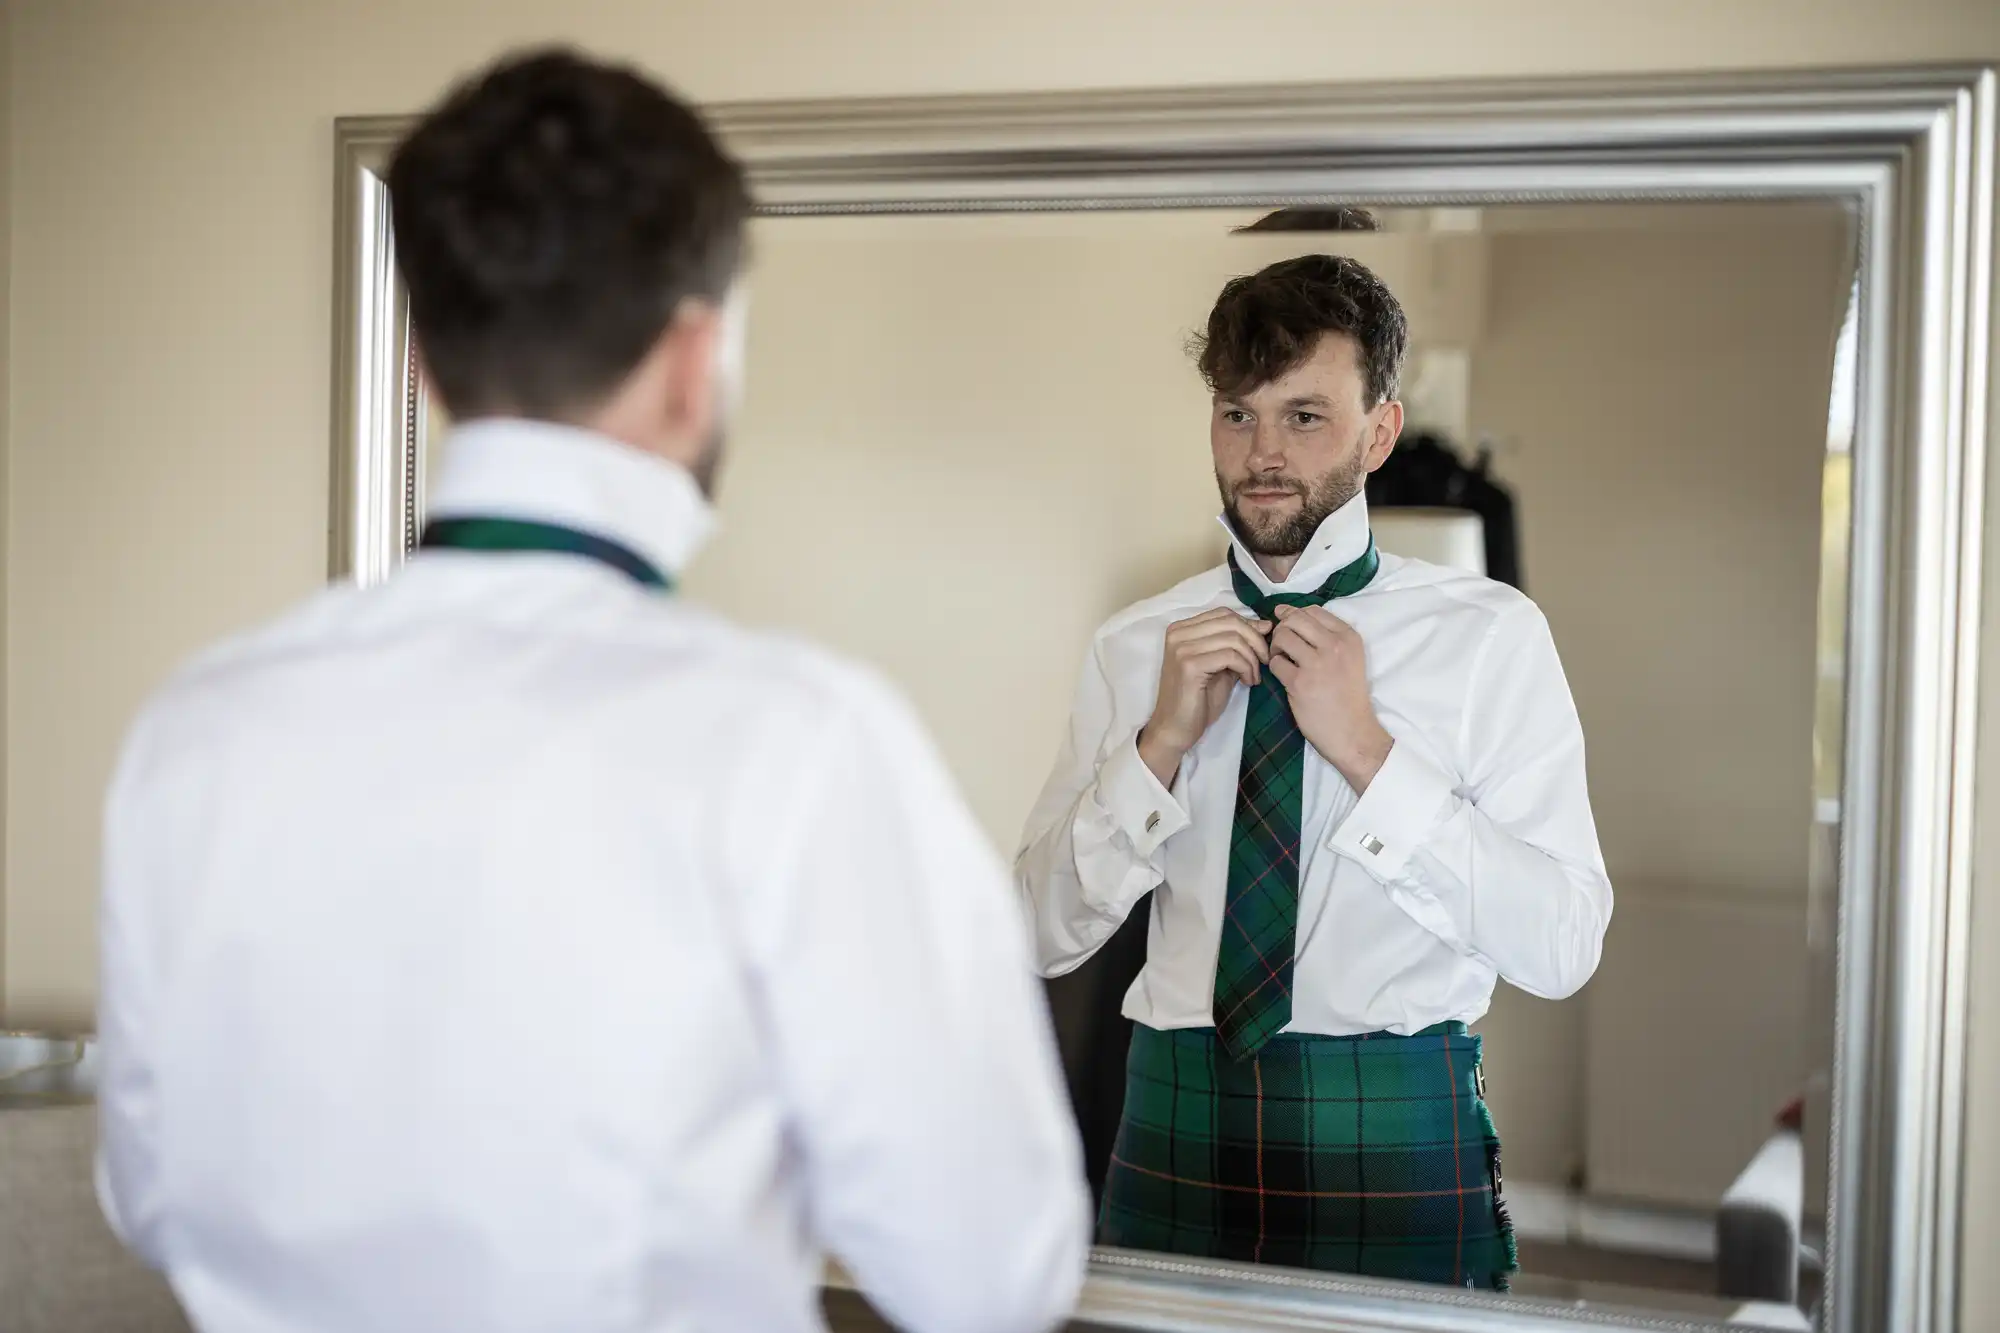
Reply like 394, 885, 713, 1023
388, 49, 750, 423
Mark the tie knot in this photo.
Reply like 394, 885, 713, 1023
1256, 591, 1324, 621
1228, 542, 1381, 621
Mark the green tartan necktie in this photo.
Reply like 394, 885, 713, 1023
1213, 539, 1380, 1060
419, 517, 674, 592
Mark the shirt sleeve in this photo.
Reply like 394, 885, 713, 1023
1014, 637, 1190, 977
1326, 600, 1613, 1000
738, 673, 1091, 1333
95, 717, 169, 1269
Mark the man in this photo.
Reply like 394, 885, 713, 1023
96, 50, 1088, 1333
1018, 253, 1611, 1290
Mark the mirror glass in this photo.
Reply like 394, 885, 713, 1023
416, 199, 1858, 1325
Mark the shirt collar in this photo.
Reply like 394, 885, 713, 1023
426, 419, 717, 581
1219, 490, 1374, 596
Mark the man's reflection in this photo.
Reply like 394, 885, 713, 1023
1016, 254, 1613, 1290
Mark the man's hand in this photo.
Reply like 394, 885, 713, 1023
1269, 604, 1394, 792
1137, 608, 1270, 787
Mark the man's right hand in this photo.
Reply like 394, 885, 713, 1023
1136, 608, 1271, 788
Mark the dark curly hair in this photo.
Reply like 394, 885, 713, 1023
1194, 253, 1409, 409
1233, 206, 1383, 233
388, 48, 750, 419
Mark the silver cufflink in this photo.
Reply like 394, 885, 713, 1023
1146, 812, 1162, 833
1360, 834, 1385, 856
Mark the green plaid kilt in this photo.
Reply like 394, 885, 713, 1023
1100, 1022, 1516, 1290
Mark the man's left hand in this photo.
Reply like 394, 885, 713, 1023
1269, 604, 1395, 792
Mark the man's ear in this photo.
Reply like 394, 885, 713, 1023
632, 298, 725, 456
714, 283, 750, 417
1363, 399, 1405, 473
587, 298, 725, 464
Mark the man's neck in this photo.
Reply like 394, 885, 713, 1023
1254, 550, 1302, 582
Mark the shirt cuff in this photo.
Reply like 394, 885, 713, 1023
1097, 734, 1191, 860
1326, 740, 1455, 882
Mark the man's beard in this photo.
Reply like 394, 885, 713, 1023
688, 422, 727, 499
1219, 452, 1368, 557
692, 293, 747, 500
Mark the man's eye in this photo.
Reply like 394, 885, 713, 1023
1293, 412, 1322, 427
1223, 410, 1250, 425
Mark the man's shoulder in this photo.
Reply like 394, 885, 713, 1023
1371, 553, 1543, 626
709, 622, 919, 727
576, 598, 929, 750
1092, 564, 1235, 647
129, 581, 911, 757
140, 584, 361, 710
112, 584, 364, 781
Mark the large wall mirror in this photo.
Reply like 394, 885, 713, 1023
331, 69, 1995, 1333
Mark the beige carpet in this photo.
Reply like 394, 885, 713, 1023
0, 1101, 193, 1333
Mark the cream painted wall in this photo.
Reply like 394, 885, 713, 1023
699, 212, 1474, 845
1477, 219, 1849, 906
4, 0, 1998, 1323
1469, 216, 1851, 1200
705, 206, 1844, 1202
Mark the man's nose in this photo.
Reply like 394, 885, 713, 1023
1247, 424, 1287, 469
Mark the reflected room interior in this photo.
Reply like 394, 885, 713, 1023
356, 192, 1863, 1327
620, 199, 1855, 1326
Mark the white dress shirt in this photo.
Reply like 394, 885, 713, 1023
97, 419, 1089, 1333
1017, 493, 1612, 1036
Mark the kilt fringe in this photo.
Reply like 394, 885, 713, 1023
1485, 1131, 1517, 1273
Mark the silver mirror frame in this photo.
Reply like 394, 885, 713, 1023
331, 66, 1996, 1333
